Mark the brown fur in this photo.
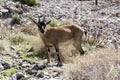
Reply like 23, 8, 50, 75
41, 24, 85, 66
30, 16, 85, 66
43, 24, 84, 44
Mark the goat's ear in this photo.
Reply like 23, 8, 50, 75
46, 20, 51, 25
84, 30, 87, 36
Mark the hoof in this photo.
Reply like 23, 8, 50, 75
57, 62, 63, 67
80, 51, 85, 55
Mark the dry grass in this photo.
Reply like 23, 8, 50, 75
0, 27, 11, 40
9, 33, 26, 45
0, 40, 9, 51
0, 24, 120, 80
61, 48, 120, 80
0, 25, 47, 57
21, 24, 38, 36
108, 0, 120, 2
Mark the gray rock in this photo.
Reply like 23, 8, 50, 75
21, 63, 31, 68
26, 52, 34, 57
26, 69, 38, 75
32, 64, 46, 70
0, 61, 11, 69
0, 63, 4, 71
37, 72, 44, 78
117, 29, 120, 35
0, 8, 9, 13
11, 72, 25, 80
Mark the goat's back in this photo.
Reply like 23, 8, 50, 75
44, 24, 84, 44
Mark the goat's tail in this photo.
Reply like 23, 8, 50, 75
82, 30, 88, 44
84, 30, 87, 37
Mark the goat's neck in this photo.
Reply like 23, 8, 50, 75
38, 31, 48, 46
39, 31, 45, 40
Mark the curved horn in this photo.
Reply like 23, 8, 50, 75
43, 16, 45, 22
29, 16, 37, 25
37, 14, 42, 23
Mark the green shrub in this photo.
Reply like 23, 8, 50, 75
17, 0, 39, 6
11, 13, 21, 25
0, 0, 3, 4
9, 33, 25, 45
15, 2, 22, 8
49, 19, 58, 27
28, 13, 34, 19
0, 68, 16, 76
25, 0, 39, 6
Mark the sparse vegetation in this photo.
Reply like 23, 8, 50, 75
17, 0, 39, 6
25, 0, 39, 6
0, 0, 3, 4
11, 13, 21, 25
9, 33, 25, 45
15, 2, 22, 8
21, 24, 37, 35
0, 27, 11, 40
49, 19, 58, 27
28, 13, 34, 19
62, 48, 120, 80
0, 68, 16, 76
0, 40, 9, 51
87, 35, 95, 46
0, 0, 120, 80
87, 34, 106, 49
8, 32, 40, 46
0, 18, 119, 80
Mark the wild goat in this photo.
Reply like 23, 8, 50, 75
30, 15, 85, 66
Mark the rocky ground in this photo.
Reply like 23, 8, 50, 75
0, 0, 120, 45
0, 0, 120, 80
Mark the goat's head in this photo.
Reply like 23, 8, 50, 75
30, 15, 51, 33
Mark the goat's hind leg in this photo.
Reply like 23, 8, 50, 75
73, 41, 84, 55
73, 33, 85, 55
54, 44, 63, 67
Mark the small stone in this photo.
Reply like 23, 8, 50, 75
21, 63, 31, 68
26, 69, 37, 75
11, 72, 25, 80
26, 52, 34, 57
32, 64, 46, 70
37, 72, 44, 78
0, 8, 9, 13
117, 29, 120, 35
1, 61, 11, 69
9, 46, 16, 51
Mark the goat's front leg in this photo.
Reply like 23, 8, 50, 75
54, 44, 63, 67
46, 47, 51, 64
